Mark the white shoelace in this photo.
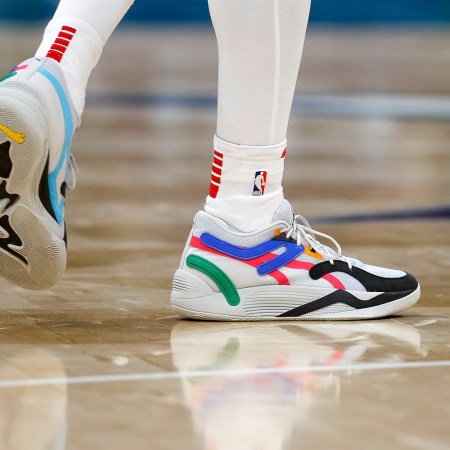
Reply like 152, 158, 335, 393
66, 154, 79, 191
280, 215, 354, 269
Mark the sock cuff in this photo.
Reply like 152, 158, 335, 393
214, 135, 287, 160
205, 188, 284, 231
36, 15, 103, 62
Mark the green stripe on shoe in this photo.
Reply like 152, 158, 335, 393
186, 254, 240, 306
0, 72, 17, 83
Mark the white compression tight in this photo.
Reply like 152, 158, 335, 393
209, 0, 311, 146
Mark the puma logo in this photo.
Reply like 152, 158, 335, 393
0, 124, 25, 144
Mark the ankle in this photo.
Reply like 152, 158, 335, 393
205, 135, 287, 232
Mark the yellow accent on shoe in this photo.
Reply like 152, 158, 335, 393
0, 124, 25, 144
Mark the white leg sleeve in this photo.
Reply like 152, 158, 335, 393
209, 0, 311, 145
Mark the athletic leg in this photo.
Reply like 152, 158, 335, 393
170, 0, 420, 320
206, 0, 310, 232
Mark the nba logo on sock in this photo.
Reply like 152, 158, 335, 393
253, 171, 267, 196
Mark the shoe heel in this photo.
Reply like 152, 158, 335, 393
0, 95, 47, 194
171, 269, 216, 301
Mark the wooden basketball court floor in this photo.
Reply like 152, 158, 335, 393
0, 26, 449, 449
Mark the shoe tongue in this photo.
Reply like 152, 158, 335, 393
272, 199, 294, 225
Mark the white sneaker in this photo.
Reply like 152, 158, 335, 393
0, 58, 79, 290
171, 200, 420, 320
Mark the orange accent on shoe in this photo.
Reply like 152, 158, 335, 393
303, 245, 323, 260
273, 227, 284, 237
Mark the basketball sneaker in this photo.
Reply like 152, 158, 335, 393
171, 200, 420, 320
0, 57, 79, 290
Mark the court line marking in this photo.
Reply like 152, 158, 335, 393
0, 360, 449, 388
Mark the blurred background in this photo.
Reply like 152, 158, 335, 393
2, 0, 450, 24
0, 1, 448, 303
0, 4, 449, 449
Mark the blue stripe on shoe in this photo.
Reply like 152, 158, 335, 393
37, 66, 73, 225
200, 233, 305, 275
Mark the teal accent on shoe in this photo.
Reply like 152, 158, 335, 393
186, 254, 240, 306
37, 66, 73, 225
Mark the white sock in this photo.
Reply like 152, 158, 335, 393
206, 0, 310, 230
205, 135, 287, 232
35, 0, 134, 116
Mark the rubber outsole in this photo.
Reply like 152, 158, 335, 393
171, 285, 421, 321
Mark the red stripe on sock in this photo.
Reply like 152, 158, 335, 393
50, 43, 68, 53
55, 37, 70, 46
212, 166, 222, 176
62, 25, 77, 34
209, 150, 224, 198
211, 174, 221, 184
209, 182, 219, 199
46, 49, 64, 62
46, 26, 77, 62
281, 147, 287, 158
213, 157, 223, 167
59, 31, 75, 40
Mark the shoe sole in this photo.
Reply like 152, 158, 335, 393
0, 95, 66, 290
171, 269, 421, 321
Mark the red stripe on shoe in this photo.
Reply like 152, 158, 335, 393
281, 147, 287, 158
322, 274, 345, 290
285, 259, 345, 289
190, 236, 290, 285
189, 235, 345, 289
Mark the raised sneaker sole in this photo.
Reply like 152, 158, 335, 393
170, 269, 421, 321
0, 94, 66, 290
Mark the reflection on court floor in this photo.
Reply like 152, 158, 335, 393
171, 318, 432, 450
